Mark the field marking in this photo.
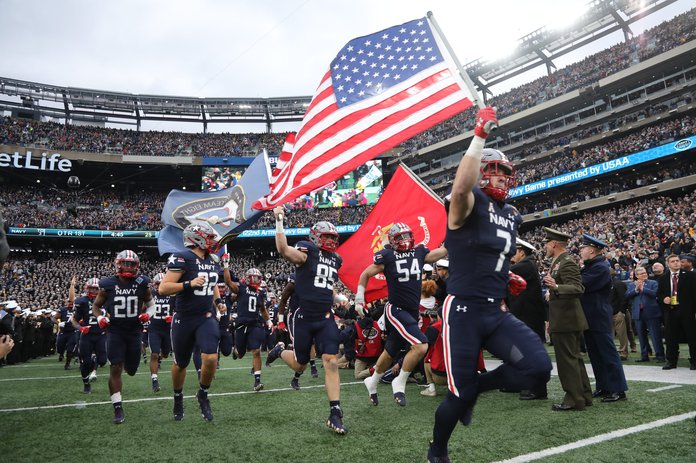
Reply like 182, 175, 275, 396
493, 411, 696, 463
646, 384, 682, 392
0, 366, 254, 382
0, 381, 363, 413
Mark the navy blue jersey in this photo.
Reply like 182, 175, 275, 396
150, 291, 175, 330
100, 275, 151, 332
166, 250, 221, 315
235, 283, 266, 325
58, 307, 75, 333
445, 187, 522, 300
375, 244, 429, 310
218, 294, 233, 329
294, 240, 342, 315
73, 295, 102, 332
266, 303, 279, 324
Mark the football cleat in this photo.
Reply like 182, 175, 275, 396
197, 390, 214, 422
393, 392, 407, 407
326, 412, 347, 435
427, 441, 451, 463
173, 395, 184, 421
310, 365, 319, 378
113, 407, 125, 425
83, 383, 91, 394
58, 354, 64, 362
254, 380, 264, 392
64, 363, 71, 370
290, 377, 301, 390
88, 371, 97, 382
369, 393, 379, 406
266, 342, 285, 366
232, 348, 239, 360
152, 378, 161, 393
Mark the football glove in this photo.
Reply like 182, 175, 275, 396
138, 313, 150, 324
508, 271, 527, 296
473, 106, 498, 139
164, 315, 173, 324
79, 326, 90, 334
97, 316, 110, 329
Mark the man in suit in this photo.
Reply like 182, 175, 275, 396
625, 266, 665, 363
579, 234, 628, 403
657, 254, 696, 370
542, 228, 592, 411
509, 238, 547, 400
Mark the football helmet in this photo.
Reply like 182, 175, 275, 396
309, 221, 339, 252
115, 250, 140, 278
246, 268, 262, 289
216, 281, 227, 297
388, 222, 415, 251
183, 222, 218, 252
479, 148, 516, 202
84, 278, 100, 299
153, 272, 165, 290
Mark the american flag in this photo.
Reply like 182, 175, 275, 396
253, 17, 475, 210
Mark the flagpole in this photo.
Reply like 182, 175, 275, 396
426, 11, 482, 109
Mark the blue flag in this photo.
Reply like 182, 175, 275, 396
157, 152, 271, 255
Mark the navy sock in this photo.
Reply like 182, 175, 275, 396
174, 388, 183, 398
199, 383, 210, 395
254, 373, 261, 382
294, 371, 302, 379
309, 359, 316, 368
329, 400, 341, 415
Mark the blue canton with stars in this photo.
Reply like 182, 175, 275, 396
330, 18, 444, 108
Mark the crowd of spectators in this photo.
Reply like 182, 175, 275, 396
1, 10, 693, 161
520, 190, 696, 275
0, 116, 286, 157
513, 160, 696, 214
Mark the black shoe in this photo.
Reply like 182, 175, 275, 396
427, 441, 451, 463
173, 395, 184, 421
662, 363, 677, 370
64, 363, 71, 370
326, 411, 347, 435
655, 358, 666, 363
113, 406, 125, 424
369, 393, 379, 406
690, 364, 696, 371
519, 392, 548, 400
58, 355, 64, 362
592, 389, 608, 398
311, 365, 319, 378
290, 377, 300, 390
393, 392, 406, 407
635, 358, 650, 362
254, 380, 264, 392
152, 378, 160, 393
551, 403, 577, 412
601, 392, 627, 402
83, 383, 91, 394
196, 390, 213, 422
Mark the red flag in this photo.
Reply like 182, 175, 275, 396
253, 17, 474, 210
337, 165, 446, 302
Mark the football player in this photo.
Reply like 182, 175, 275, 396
275, 274, 320, 383
70, 277, 106, 394
159, 222, 226, 422
427, 107, 552, 463
92, 250, 153, 424
222, 259, 273, 392
268, 211, 346, 434
191, 279, 234, 378
148, 273, 174, 393
54, 300, 77, 370
357, 222, 448, 407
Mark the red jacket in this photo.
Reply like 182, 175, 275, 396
355, 320, 383, 359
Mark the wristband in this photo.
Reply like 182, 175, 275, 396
183, 280, 191, 290
275, 217, 284, 234
464, 136, 485, 160
278, 313, 284, 323
356, 284, 366, 299
215, 298, 224, 306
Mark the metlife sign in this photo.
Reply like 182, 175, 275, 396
508, 136, 695, 199
0, 151, 72, 172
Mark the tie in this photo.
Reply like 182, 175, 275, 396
671, 273, 679, 296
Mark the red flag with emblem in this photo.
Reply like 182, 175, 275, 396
337, 164, 446, 302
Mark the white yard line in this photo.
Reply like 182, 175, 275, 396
645, 384, 682, 392
493, 412, 696, 463
0, 381, 363, 413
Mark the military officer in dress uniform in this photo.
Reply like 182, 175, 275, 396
579, 234, 628, 402
542, 228, 593, 411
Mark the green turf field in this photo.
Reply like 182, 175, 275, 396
0, 349, 694, 463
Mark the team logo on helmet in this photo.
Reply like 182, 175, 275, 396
115, 250, 140, 278
479, 148, 516, 202
309, 221, 339, 252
